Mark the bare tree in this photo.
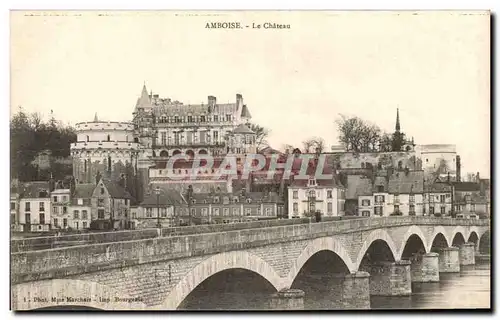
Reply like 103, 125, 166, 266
248, 122, 270, 150
302, 137, 325, 153
335, 115, 384, 152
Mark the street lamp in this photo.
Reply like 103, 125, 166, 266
154, 186, 161, 228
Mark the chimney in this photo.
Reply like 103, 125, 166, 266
456, 155, 461, 182
208, 96, 217, 107
476, 172, 480, 183
236, 94, 243, 110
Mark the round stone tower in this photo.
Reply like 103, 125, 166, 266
70, 114, 140, 185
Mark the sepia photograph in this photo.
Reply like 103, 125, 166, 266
9, 10, 491, 311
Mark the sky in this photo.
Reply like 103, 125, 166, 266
10, 11, 490, 178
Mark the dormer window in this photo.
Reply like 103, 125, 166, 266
247, 198, 252, 203
191, 199, 196, 204
214, 196, 220, 203
308, 178, 316, 186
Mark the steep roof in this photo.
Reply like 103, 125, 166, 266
424, 182, 452, 193
19, 181, 51, 198
135, 84, 152, 109
387, 170, 424, 194
241, 104, 252, 118
100, 179, 132, 199
232, 123, 255, 134
140, 188, 186, 206
453, 182, 481, 192
74, 183, 96, 199
346, 175, 373, 200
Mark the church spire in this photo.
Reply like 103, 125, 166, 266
395, 108, 401, 132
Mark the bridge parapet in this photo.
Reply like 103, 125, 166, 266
11, 217, 488, 285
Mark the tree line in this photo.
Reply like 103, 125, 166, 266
10, 107, 76, 182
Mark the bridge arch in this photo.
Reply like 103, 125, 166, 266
450, 226, 467, 246
355, 229, 398, 268
428, 226, 450, 250
161, 251, 283, 310
399, 225, 428, 259
287, 237, 355, 287
12, 279, 148, 310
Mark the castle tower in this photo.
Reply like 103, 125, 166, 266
70, 116, 140, 196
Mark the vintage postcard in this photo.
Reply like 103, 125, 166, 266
10, 11, 490, 311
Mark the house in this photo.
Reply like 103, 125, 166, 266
136, 187, 186, 228
51, 188, 72, 230
18, 182, 51, 232
68, 183, 94, 230
345, 175, 373, 217
189, 189, 284, 225
287, 175, 346, 219
10, 186, 20, 231
91, 179, 132, 230
423, 182, 453, 216
351, 170, 424, 217
452, 181, 490, 216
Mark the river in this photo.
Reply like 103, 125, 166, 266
179, 262, 491, 310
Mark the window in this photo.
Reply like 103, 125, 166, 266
327, 202, 333, 213
75, 221, 79, 229
362, 211, 370, 217
409, 194, 415, 203
471, 204, 476, 212
63, 207, 67, 214
393, 195, 400, 204
53, 196, 58, 202
213, 208, 220, 216
54, 218, 58, 227
375, 195, 385, 204
293, 203, 298, 213
409, 204, 415, 214
39, 213, 45, 225
39, 202, 45, 212
188, 115, 193, 123
83, 222, 87, 229
161, 208, 167, 217
63, 218, 67, 228
214, 197, 220, 203
440, 206, 446, 214
233, 208, 239, 215
73, 210, 79, 219
100, 187, 105, 195
223, 197, 229, 204
78, 199, 83, 205
82, 210, 88, 219
53, 206, 58, 214
245, 208, 251, 216
213, 131, 219, 142
63, 196, 68, 202
161, 132, 166, 145
327, 190, 333, 199
11, 214, 15, 223
265, 207, 271, 216
10, 202, 15, 210
374, 206, 383, 216
25, 202, 31, 212
361, 199, 371, 206
190, 208, 195, 216
440, 195, 446, 203
223, 208, 229, 216
98, 209, 105, 219
394, 205, 400, 212
429, 206, 435, 215
98, 199, 104, 206
226, 114, 232, 122
201, 115, 206, 122
146, 208, 152, 218
201, 208, 208, 216
246, 198, 252, 204
308, 179, 316, 186
25, 213, 31, 223
293, 191, 298, 199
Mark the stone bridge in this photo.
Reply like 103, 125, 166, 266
11, 217, 490, 310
